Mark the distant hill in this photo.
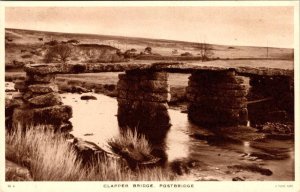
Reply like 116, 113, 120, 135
5, 28, 294, 68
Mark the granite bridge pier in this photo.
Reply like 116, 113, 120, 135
10, 62, 294, 141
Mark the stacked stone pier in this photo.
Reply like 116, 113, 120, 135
12, 64, 72, 132
117, 70, 171, 143
186, 69, 248, 127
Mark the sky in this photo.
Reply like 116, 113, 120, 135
5, 6, 294, 48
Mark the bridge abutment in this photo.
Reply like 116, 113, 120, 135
186, 70, 248, 127
248, 75, 294, 124
12, 64, 72, 132
117, 70, 171, 143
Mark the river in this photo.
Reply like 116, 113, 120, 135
61, 92, 294, 181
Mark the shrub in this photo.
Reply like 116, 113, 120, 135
144, 46, 152, 54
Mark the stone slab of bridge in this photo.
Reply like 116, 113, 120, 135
11, 61, 294, 136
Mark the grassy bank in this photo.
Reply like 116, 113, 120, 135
5, 125, 173, 181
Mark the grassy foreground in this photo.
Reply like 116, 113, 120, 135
5, 125, 173, 181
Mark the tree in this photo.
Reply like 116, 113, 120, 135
199, 43, 214, 61
44, 44, 72, 63
144, 46, 152, 54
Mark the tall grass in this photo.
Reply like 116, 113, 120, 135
6, 125, 85, 181
108, 128, 152, 157
5, 125, 173, 181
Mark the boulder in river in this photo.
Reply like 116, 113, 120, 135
80, 95, 97, 100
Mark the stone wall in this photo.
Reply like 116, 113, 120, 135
12, 64, 72, 132
186, 70, 248, 127
117, 70, 171, 144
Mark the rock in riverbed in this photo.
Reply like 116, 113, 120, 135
80, 95, 97, 100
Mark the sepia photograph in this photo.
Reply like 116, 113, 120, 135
1, 1, 299, 192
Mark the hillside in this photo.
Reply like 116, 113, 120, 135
5, 28, 294, 68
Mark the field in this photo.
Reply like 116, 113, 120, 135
5, 28, 294, 69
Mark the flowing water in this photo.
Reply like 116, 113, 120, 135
61, 92, 294, 181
